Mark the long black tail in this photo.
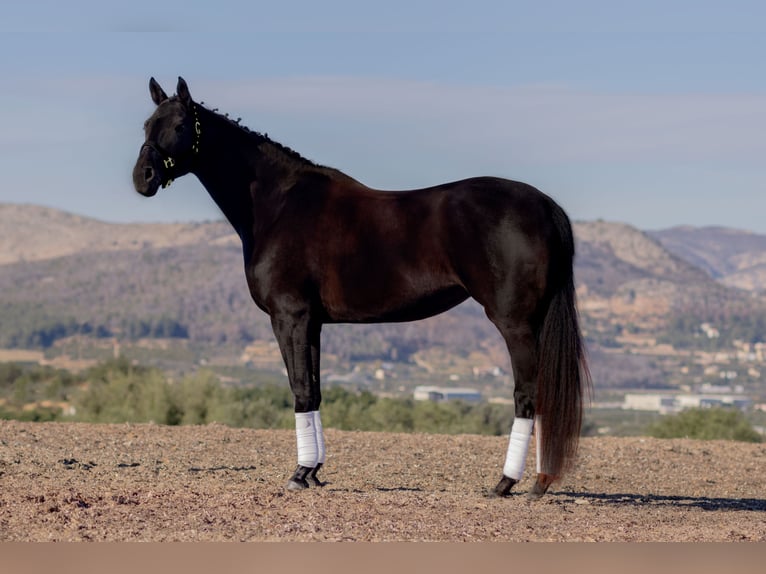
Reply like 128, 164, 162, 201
536, 204, 591, 478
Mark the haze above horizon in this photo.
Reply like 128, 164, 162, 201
1, 1, 765, 232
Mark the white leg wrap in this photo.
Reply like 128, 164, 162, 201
313, 410, 326, 465
503, 417, 534, 480
535, 415, 542, 474
295, 412, 318, 468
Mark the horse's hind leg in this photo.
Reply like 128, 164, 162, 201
509, 413, 553, 499
491, 321, 539, 497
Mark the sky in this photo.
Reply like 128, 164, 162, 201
1, 0, 766, 232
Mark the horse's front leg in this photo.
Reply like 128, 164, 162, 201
306, 320, 326, 487
271, 311, 326, 491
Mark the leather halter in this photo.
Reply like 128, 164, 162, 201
142, 104, 201, 188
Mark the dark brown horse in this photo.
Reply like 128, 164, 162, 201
132, 77, 590, 498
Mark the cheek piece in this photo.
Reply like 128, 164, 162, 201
143, 104, 202, 188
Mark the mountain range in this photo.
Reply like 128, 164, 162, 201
650, 226, 766, 292
1, 203, 765, 389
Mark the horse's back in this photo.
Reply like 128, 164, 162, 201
313, 175, 561, 320
252, 172, 566, 322
334, 175, 561, 239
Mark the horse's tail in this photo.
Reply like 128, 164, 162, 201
535, 203, 591, 478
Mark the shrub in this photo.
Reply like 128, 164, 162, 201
647, 407, 762, 443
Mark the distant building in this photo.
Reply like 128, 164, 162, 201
472, 365, 505, 378
622, 394, 677, 414
623, 393, 753, 414
699, 383, 745, 394
413, 386, 482, 403
700, 322, 720, 339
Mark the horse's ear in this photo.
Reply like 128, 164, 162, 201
149, 77, 168, 106
177, 77, 192, 106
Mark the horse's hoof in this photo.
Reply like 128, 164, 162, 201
527, 488, 545, 500
286, 478, 309, 491
307, 463, 326, 487
285, 465, 312, 491
527, 473, 555, 499
489, 475, 517, 498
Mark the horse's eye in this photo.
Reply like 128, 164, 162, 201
175, 124, 185, 134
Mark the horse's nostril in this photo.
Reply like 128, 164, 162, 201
144, 167, 154, 182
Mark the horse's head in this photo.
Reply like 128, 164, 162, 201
133, 77, 201, 197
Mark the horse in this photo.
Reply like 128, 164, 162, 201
132, 77, 590, 498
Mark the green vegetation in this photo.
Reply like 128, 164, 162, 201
0, 303, 83, 348
118, 317, 189, 340
659, 310, 766, 350
73, 364, 515, 434
0, 361, 79, 421
0, 359, 513, 435
4, 360, 763, 442
582, 408, 662, 437
647, 407, 762, 443
0, 304, 188, 348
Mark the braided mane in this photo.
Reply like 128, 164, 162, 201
196, 99, 322, 168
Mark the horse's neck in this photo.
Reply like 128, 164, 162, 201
191, 110, 308, 252
193, 150, 253, 239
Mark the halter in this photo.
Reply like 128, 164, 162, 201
142, 104, 202, 188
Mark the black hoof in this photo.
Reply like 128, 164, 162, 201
527, 473, 555, 500
285, 465, 312, 491
286, 478, 309, 491
489, 475, 517, 498
307, 462, 326, 487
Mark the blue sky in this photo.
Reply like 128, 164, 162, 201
1, 1, 765, 231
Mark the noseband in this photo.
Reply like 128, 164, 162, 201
143, 104, 202, 188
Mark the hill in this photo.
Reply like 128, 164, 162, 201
0, 203, 237, 266
651, 226, 766, 292
573, 220, 730, 323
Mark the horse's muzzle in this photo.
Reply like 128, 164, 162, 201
132, 147, 161, 197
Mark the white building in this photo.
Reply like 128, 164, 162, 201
622, 394, 677, 414
623, 393, 753, 414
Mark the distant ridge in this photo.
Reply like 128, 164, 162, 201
0, 203, 236, 266
651, 226, 766, 292
1, 203, 765, 393
573, 220, 712, 295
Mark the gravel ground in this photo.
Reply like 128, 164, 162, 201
1, 420, 765, 541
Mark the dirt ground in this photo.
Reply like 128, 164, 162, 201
1, 419, 765, 541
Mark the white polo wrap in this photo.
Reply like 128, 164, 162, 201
313, 410, 326, 464
503, 417, 534, 480
535, 414, 543, 474
295, 412, 318, 468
